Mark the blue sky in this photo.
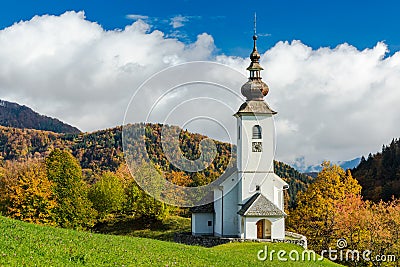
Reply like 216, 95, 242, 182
1, 0, 400, 56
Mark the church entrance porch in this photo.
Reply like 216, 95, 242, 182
241, 216, 285, 240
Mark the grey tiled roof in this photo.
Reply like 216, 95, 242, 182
235, 100, 277, 116
190, 202, 214, 213
238, 193, 286, 217
211, 166, 237, 185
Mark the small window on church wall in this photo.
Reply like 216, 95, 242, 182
208, 221, 212, 226
238, 126, 240, 139
252, 125, 262, 139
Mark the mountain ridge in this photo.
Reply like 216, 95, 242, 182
0, 99, 80, 134
292, 157, 361, 173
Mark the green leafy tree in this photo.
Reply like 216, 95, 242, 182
89, 171, 126, 218
45, 149, 97, 229
125, 161, 169, 221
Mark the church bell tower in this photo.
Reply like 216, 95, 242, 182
192, 15, 288, 240
234, 18, 278, 204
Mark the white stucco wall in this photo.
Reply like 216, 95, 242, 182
240, 172, 272, 204
237, 114, 275, 173
243, 217, 259, 239
221, 184, 239, 237
236, 113, 288, 206
192, 213, 214, 235
270, 217, 285, 239
214, 177, 240, 237
213, 188, 222, 236
239, 172, 287, 209
265, 173, 287, 210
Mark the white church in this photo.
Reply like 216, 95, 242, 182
191, 32, 289, 240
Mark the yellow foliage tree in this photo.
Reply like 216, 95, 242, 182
288, 162, 361, 251
0, 160, 56, 225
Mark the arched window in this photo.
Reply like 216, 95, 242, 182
252, 125, 262, 139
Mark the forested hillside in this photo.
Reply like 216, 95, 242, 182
0, 99, 80, 134
0, 124, 312, 208
352, 138, 400, 202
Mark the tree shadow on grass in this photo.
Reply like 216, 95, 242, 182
92, 215, 191, 241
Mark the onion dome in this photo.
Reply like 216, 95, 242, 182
241, 35, 269, 101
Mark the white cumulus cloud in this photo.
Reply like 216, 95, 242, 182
170, 15, 189, 29
262, 40, 400, 166
0, 11, 215, 132
126, 14, 149, 20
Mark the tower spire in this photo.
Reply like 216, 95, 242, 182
236, 15, 276, 115
248, 13, 262, 80
240, 14, 269, 101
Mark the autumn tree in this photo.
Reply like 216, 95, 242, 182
114, 162, 135, 189
362, 200, 400, 267
125, 161, 169, 221
288, 162, 362, 251
45, 149, 97, 229
0, 160, 56, 225
383, 199, 400, 265
165, 170, 192, 187
89, 171, 126, 218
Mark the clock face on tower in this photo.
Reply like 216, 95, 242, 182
252, 142, 262, 152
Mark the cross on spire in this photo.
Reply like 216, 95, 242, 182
254, 12, 257, 36
253, 12, 258, 50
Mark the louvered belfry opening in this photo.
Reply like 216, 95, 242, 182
252, 125, 262, 139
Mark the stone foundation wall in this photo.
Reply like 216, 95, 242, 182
283, 231, 308, 249
173, 233, 235, 248
174, 232, 307, 249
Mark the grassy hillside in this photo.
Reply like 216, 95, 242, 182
0, 216, 342, 266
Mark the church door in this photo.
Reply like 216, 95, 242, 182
256, 220, 264, 239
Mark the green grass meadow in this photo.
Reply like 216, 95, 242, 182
0, 216, 343, 266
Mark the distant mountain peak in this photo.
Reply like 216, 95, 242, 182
0, 99, 80, 134
292, 156, 361, 173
